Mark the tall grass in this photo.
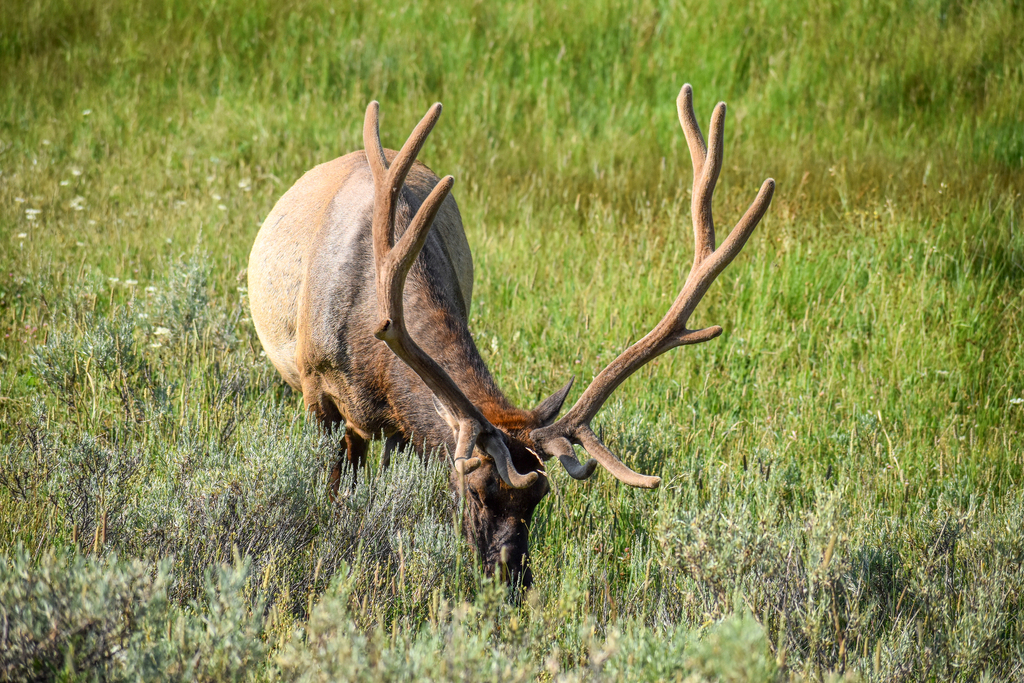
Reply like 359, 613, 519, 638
1, 0, 1022, 679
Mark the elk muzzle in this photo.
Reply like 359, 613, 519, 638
455, 464, 542, 588
478, 515, 532, 588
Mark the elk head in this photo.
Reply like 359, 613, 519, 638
432, 382, 573, 586
363, 85, 774, 586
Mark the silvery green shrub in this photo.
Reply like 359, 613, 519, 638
0, 546, 164, 681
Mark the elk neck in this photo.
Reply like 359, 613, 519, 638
383, 272, 536, 455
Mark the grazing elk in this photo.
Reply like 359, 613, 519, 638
247, 85, 774, 587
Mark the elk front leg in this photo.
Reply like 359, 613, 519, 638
381, 433, 407, 470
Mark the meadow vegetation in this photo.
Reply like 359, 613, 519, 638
1, 0, 1023, 679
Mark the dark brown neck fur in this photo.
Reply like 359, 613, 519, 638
385, 274, 537, 462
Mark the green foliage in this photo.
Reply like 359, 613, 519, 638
275, 569, 786, 682
121, 556, 267, 683
659, 475, 1024, 679
685, 611, 779, 683
1, 549, 269, 682
0, 546, 165, 680
1, 0, 1022, 680
275, 576, 538, 682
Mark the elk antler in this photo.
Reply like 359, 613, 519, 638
364, 102, 538, 489
531, 84, 775, 488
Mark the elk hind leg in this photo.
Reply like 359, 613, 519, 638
302, 386, 365, 497
339, 427, 368, 481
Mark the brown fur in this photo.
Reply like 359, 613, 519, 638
248, 147, 567, 586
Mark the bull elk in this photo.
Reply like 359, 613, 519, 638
247, 85, 774, 587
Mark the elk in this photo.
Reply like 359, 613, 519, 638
247, 85, 774, 587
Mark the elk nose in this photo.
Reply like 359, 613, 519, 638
499, 544, 527, 569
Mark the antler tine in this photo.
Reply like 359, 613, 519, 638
363, 101, 388, 186
362, 101, 442, 190
676, 84, 706, 176
377, 175, 455, 325
453, 418, 482, 479
542, 436, 599, 480
685, 177, 775, 301
693, 102, 725, 262
367, 102, 538, 490
390, 103, 444, 196
532, 84, 774, 489
365, 102, 443, 261
679, 85, 726, 270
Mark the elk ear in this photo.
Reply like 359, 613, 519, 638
532, 377, 574, 427
432, 395, 459, 432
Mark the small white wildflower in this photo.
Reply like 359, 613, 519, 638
14, 197, 26, 203
60, 180, 70, 186
17, 233, 27, 239
238, 178, 251, 191
82, 109, 92, 116
218, 204, 227, 211
149, 342, 162, 349
145, 286, 157, 293
42, 139, 51, 146
154, 327, 171, 336
237, 286, 247, 293
108, 277, 119, 284
71, 168, 82, 177
76, 241, 86, 247
1010, 398, 1024, 405
212, 193, 222, 200
138, 313, 148, 319
70, 196, 86, 211
124, 279, 138, 286
260, 350, 266, 357
165, 237, 172, 244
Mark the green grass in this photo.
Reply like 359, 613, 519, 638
2, 0, 1023, 679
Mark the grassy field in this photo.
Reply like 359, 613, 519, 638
2, 0, 1023, 679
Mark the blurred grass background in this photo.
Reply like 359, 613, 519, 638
1, 0, 1023, 679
